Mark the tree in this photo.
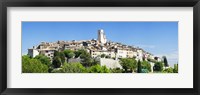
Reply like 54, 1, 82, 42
88, 64, 110, 73
74, 49, 85, 58
137, 60, 142, 73
34, 54, 51, 66
64, 49, 74, 58
162, 56, 169, 67
22, 55, 48, 73
60, 62, 87, 73
92, 58, 100, 66
101, 54, 106, 58
141, 61, 151, 72
162, 67, 174, 73
52, 56, 62, 68
54, 51, 66, 63
153, 62, 164, 72
110, 68, 123, 73
80, 50, 92, 67
120, 58, 137, 73
173, 64, 178, 73
64, 49, 75, 62
105, 55, 111, 58
59, 52, 66, 63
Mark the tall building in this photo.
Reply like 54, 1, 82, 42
98, 29, 107, 44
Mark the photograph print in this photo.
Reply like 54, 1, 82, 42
22, 22, 178, 73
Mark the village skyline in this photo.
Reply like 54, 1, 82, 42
22, 22, 178, 66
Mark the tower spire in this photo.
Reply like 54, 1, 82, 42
98, 29, 107, 44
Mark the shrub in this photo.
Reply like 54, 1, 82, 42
34, 54, 51, 66
88, 64, 110, 73
120, 58, 137, 73
110, 68, 123, 73
153, 62, 164, 72
52, 56, 62, 68
22, 56, 48, 73
61, 62, 87, 73
162, 67, 174, 73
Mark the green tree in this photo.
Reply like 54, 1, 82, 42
88, 64, 110, 73
162, 56, 169, 67
91, 58, 100, 66
22, 55, 48, 73
64, 49, 75, 62
101, 54, 106, 58
80, 50, 92, 67
173, 64, 178, 73
52, 56, 62, 68
105, 55, 111, 58
120, 58, 137, 73
162, 67, 174, 73
54, 51, 66, 63
141, 61, 151, 73
60, 62, 87, 73
137, 60, 142, 73
153, 62, 164, 72
110, 68, 123, 73
64, 49, 74, 58
54, 51, 60, 56
34, 54, 51, 66
59, 52, 66, 63
74, 49, 85, 58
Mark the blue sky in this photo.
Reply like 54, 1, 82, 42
22, 22, 178, 66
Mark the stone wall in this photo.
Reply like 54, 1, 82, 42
99, 58, 122, 69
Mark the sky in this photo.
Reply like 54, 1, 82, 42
22, 22, 178, 67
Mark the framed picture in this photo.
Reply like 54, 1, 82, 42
0, 0, 200, 95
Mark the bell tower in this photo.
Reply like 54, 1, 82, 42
97, 29, 107, 44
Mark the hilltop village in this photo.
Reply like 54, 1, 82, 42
27, 29, 165, 72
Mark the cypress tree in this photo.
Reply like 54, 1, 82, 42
137, 60, 142, 73
163, 56, 169, 67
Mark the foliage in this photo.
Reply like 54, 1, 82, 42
74, 49, 85, 58
141, 69, 149, 73
162, 56, 169, 67
153, 62, 164, 72
100, 54, 106, 58
52, 56, 62, 68
59, 52, 66, 63
137, 60, 142, 73
60, 62, 87, 73
110, 68, 123, 73
54, 51, 66, 63
91, 58, 100, 66
34, 54, 51, 66
141, 61, 151, 72
80, 50, 92, 67
162, 67, 174, 73
120, 58, 137, 73
51, 68, 64, 73
173, 64, 178, 73
64, 49, 75, 59
22, 55, 48, 73
105, 55, 111, 58
88, 64, 110, 73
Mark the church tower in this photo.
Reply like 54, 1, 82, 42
98, 29, 107, 44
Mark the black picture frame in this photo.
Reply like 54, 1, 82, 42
0, 0, 200, 95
